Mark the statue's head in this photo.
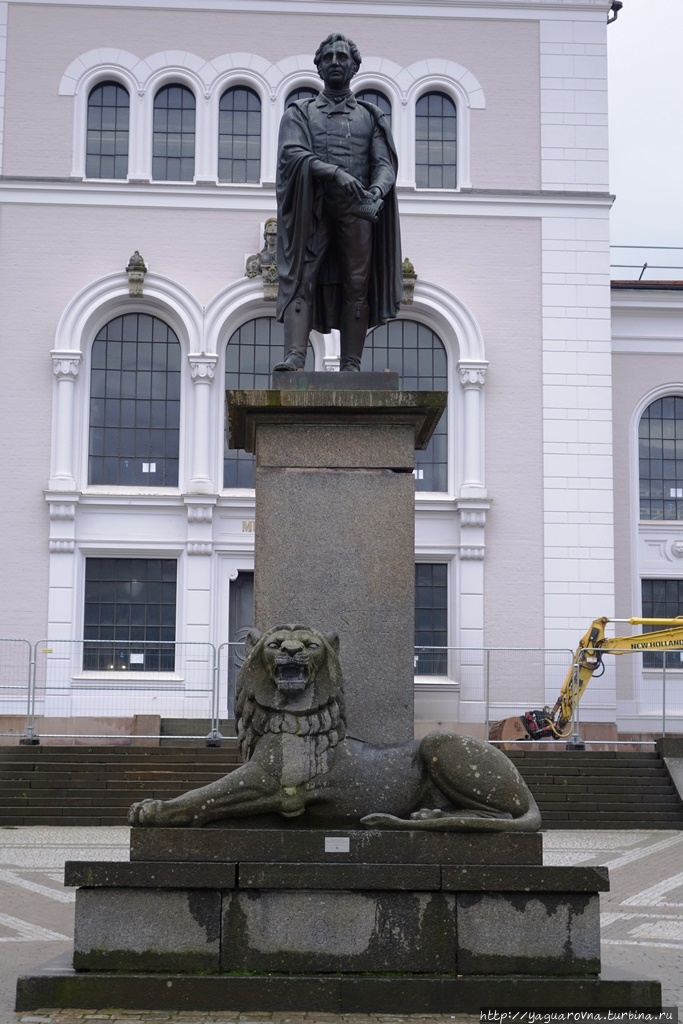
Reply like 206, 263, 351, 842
235, 624, 346, 762
263, 217, 277, 250
241, 624, 341, 704
314, 34, 361, 87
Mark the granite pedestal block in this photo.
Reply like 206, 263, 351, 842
128, 826, 544, 865
73, 888, 221, 971
17, 828, 661, 1011
221, 889, 457, 972
226, 385, 446, 743
71, 830, 601, 978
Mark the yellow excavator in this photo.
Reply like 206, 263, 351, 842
489, 616, 683, 742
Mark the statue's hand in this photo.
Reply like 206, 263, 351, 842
334, 169, 367, 200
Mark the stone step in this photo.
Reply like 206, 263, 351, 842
531, 783, 676, 795
1, 745, 681, 829
507, 749, 683, 829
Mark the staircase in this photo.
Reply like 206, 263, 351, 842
2, 745, 683, 828
507, 749, 683, 829
0, 745, 241, 826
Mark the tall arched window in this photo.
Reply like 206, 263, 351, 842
415, 91, 457, 189
153, 84, 196, 181
639, 396, 683, 520
89, 313, 181, 486
218, 86, 261, 183
86, 81, 129, 179
362, 320, 448, 492
286, 87, 319, 107
224, 317, 314, 488
356, 88, 392, 127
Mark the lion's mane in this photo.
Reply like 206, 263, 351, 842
234, 625, 347, 768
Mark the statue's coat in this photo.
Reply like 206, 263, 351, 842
275, 98, 403, 332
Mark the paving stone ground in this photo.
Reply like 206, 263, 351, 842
1, 826, 681, 1024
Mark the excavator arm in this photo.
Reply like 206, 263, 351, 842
490, 616, 683, 743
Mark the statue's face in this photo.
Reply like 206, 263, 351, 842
264, 222, 277, 249
318, 40, 355, 90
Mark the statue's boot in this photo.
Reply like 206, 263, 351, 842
339, 300, 369, 372
272, 297, 311, 371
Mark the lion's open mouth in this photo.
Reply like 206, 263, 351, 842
274, 657, 309, 694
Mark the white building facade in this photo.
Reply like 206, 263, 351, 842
2, 0, 674, 743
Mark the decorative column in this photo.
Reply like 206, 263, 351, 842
457, 361, 487, 497
188, 354, 218, 493
49, 351, 82, 490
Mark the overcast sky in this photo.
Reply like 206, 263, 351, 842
608, 0, 683, 276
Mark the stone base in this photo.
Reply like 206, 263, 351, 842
16, 954, 662, 1013
14, 829, 661, 1012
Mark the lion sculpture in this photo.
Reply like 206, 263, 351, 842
128, 625, 540, 831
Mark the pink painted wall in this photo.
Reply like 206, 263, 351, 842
4, 3, 541, 188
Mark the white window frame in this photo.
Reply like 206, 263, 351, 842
61, 50, 485, 191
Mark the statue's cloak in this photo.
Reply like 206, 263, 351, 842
275, 98, 403, 332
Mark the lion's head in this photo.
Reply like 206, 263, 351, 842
234, 625, 347, 763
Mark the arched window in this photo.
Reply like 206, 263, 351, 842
356, 88, 392, 127
218, 86, 261, 183
89, 313, 181, 486
362, 320, 448, 492
224, 317, 314, 488
639, 396, 683, 520
286, 87, 319, 107
86, 81, 129, 179
153, 84, 195, 181
415, 91, 457, 189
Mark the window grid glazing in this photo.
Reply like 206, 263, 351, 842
86, 81, 129, 179
415, 91, 457, 189
639, 396, 683, 520
219, 86, 261, 183
89, 313, 181, 487
362, 320, 448, 491
224, 318, 314, 488
83, 558, 177, 671
415, 563, 448, 675
356, 89, 392, 127
153, 84, 196, 181
641, 578, 683, 668
286, 88, 319, 107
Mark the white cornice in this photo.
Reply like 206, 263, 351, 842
611, 290, 683, 315
0, 180, 613, 218
5, 0, 612, 16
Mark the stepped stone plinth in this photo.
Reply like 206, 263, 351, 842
15, 827, 662, 1013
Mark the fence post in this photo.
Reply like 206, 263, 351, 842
19, 642, 39, 745
565, 658, 585, 750
484, 649, 491, 742
205, 644, 223, 748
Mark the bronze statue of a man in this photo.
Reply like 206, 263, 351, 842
273, 33, 403, 372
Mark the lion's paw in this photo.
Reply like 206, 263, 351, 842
128, 798, 165, 827
410, 807, 444, 820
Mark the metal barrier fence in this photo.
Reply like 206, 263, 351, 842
27, 640, 216, 742
414, 646, 575, 739
415, 644, 683, 744
569, 645, 683, 744
0, 639, 33, 735
1, 638, 681, 745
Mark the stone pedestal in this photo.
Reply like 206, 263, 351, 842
226, 376, 447, 743
15, 828, 662, 1013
